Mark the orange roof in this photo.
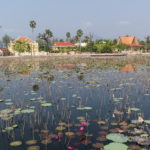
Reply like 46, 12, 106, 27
118, 36, 142, 47
119, 36, 135, 45
16, 37, 33, 42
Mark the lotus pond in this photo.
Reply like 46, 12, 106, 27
0, 56, 150, 150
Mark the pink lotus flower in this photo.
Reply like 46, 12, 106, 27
80, 127, 84, 131
81, 122, 87, 126
67, 146, 73, 150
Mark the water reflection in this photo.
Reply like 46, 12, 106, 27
0, 56, 149, 150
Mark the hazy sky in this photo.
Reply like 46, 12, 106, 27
0, 0, 150, 40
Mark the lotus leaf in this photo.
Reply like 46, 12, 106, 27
10, 141, 22, 146
56, 126, 66, 131
65, 132, 74, 136
106, 133, 128, 143
131, 108, 140, 111
27, 146, 40, 150
41, 103, 52, 107
26, 140, 37, 145
144, 120, 150, 124
21, 109, 35, 113
104, 142, 128, 150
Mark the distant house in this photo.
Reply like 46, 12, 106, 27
8, 37, 39, 53
118, 36, 143, 49
75, 42, 87, 47
53, 42, 76, 51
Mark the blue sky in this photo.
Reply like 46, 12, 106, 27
0, 0, 150, 40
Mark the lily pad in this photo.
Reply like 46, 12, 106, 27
65, 132, 74, 136
131, 108, 140, 111
106, 133, 128, 143
10, 141, 22, 146
41, 103, 52, 107
21, 109, 35, 113
26, 140, 37, 145
144, 120, 150, 124
27, 146, 40, 150
56, 126, 66, 131
104, 142, 128, 150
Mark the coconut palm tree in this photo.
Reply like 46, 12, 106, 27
76, 29, 83, 50
66, 32, 71, 42
76, 29, 83, 42
29, 20, 36, 55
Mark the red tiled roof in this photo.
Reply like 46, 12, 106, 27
16, 37, 33, 42
53, 42, 76, 47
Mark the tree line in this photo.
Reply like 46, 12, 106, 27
1, 20, 150, 54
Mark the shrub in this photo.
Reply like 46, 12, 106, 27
97, 44, 113, 53
80, 42, 97, 52
13, 40, 31, 53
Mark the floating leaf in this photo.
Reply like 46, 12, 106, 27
106, 133, 128, 143
10, 141, 22, 146
104, 142, 128, 150
131, 108, 140, 111
65, 132, 74, 136
144, 120, 150, 124
27, 146, 40, 150
41, 103, 52, 107
26, 140, 37, 145
56, 126, 66, 131
21, 109, 35, 113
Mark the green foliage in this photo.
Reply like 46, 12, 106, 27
96, 44, 113, 53
29, 20, 36, 32
66, 32, 71, 42
2, 34, 12, 47
80, 42, 97, 52
38, 29, 53, 52
13, 40, 31, 53
76, 29, 83, 38
116, 44, 127, 51
145, 43, 150, 50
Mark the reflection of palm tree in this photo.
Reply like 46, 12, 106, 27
29, 20, 36, 55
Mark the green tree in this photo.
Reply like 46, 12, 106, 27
29, 20, 36, 33
13, 40, 31, 53
29, 20, 36, 55
38, 29, 53, 52
66, 32, 71, 42
116, 44, 127, 51
2, 34, 12, 47
76, 29, 83, 43
83, 36, 90, 43
97, 44, 113, 53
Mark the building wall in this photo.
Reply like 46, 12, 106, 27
8, 41, 39, 53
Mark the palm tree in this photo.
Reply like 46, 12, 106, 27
29, 20, 36, 55
76, 29, 83, 50
66, 32, 71, 42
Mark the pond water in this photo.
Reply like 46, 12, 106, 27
0, 56, 150, 150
